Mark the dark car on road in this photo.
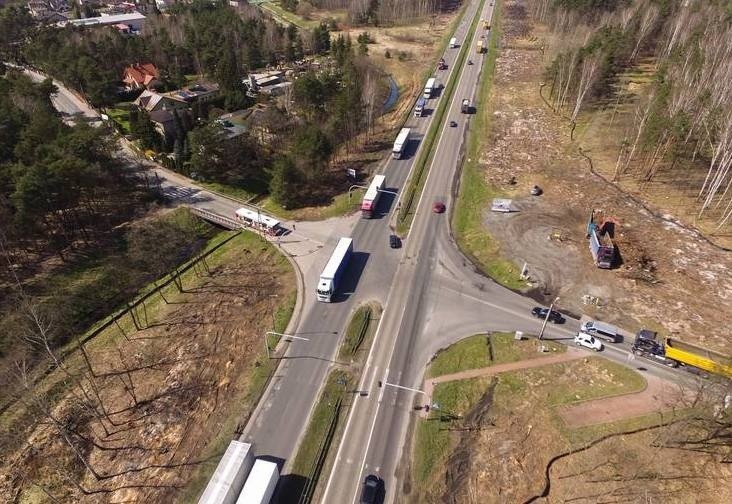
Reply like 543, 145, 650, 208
360, 474, 381, 504
389, 234, 401, 248
531, 306, 565, 323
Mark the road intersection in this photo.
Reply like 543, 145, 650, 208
22, 12, 703, 503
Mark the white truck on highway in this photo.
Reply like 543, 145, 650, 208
450, 37, 458, 48
392, 127, 410, 159
423, 77, 437, 99
198, 441, 254, 504
236, 459, 279, 504
317, 237, 353, 302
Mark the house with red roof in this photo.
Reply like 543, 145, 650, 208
122, 63, 160, 90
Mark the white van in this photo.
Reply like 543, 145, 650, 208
574, 332, 603, 351
450, 37, 458, 48
580, 320, 619, 343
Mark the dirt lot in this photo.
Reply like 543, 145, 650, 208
479, 0, 732, 353
0, 232, 295, 503
417, 358, 732, 504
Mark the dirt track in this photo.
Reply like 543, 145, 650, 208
558, 371, 688, 428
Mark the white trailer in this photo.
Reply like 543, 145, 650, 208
317, 237, 353, 302
236, 460, 279, 504
392, 127, 410, 159
449, 37, 458, 48
423, 77, 437, 99
198, 441, 255, 504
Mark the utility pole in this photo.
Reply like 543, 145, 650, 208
538, 296, 559, 341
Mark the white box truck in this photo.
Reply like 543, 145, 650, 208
236, 459, 279, 504
317, 237, 353, 302
450, 37, 458, 48
392, 127, 410, 159
198, 441, 254, 504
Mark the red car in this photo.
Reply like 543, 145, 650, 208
432, 201, 446, 213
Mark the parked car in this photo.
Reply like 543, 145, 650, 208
531, 306, 564, 324
360, 474, 381, 504
389, 234, 401, 249
574, 332, 603, 351
432, 201, 446, 213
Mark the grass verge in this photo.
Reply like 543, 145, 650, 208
413, 355, 648, 493
198, 181, 258, 204
259, 189, 363, 221
396, 0, 487, 234
284, 369, 354, 503
105, 104, 131, 134
451, 0, 526, 290
339, 303, 375, 360
428, 332, 565, 378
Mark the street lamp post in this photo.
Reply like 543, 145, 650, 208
263, 331, 309, 359
538, 296, 559, 341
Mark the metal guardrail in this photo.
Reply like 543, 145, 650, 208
189, 207, 243, 230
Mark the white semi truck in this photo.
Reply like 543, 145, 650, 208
317, 237, 353, 302
423, 77, 437, 99
198, 441, 255, 504
236, 459, 279, 504
392, 127, 410, 159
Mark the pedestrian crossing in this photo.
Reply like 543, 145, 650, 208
161, 185, 202, 202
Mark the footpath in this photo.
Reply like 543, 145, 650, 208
422, 348, 585, 416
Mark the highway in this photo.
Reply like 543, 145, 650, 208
239, 0, 490, 468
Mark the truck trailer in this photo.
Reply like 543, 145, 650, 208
236, 460, 279, 504
632, 330, 732, 379
414, 97, 427, 117
198, 441, 255, 504
476, 40, 485, 53
361, 175, 386, 219
587, 209, 615, 268
392, 127, 410, 159
423, 77, 437, 99
317, 237, 353, 302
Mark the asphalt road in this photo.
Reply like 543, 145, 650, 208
319, 1, 702, 502
239, 0, 491, 470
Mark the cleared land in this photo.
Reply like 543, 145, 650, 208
0, 231, 296, 503
407, 334, 731, 503
464, 0, 732, 354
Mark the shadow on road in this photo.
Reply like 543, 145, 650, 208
331, 251, 370, 303
375, 186, 399, 219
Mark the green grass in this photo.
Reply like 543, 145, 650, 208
428, 333, 565, 378
198, 181, 258, 203
259, 188, 363, 221
451, 0, 526, 291
544, 359, 647, 406
339, 304, 374, 359
413, 376, 490, 484
290, 369, 353, 479
396, 0, 487, 234
106, 104, 132, 134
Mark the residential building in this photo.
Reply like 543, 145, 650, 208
122, 63, 160, 90
166, 82, 220, 104
148, 109, 176, 140
64, 11, 146, 31
134, 89, 188, 113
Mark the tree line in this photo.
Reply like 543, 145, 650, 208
292, 0, 450, 25
534, 0, 732, 229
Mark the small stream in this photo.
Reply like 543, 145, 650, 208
382, 75, 399, 113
